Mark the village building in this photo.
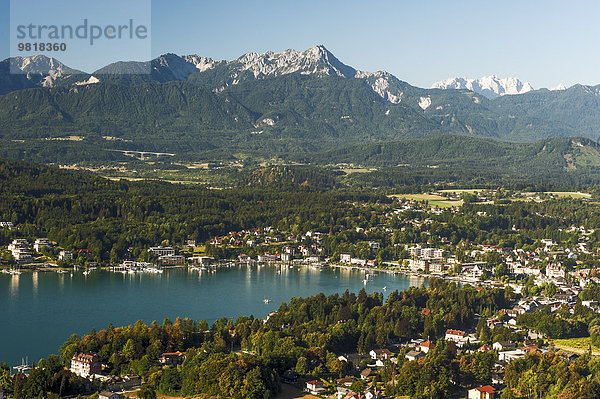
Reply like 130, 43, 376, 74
360, 368, 375, 380
420, 340, 436, 353
338, 353, 369, 369
445, 329, 466, 343
33, 238, 52, 252
159, 351, 186, 366
238, 254, 251, 262
148, 246, 175, 257
159, 255, 186, 265
498, 350, 525, 362
369, 348, 392, 361
493, 341, 516, 351
468, 385, 496, 399
99, 392, 121, 399
257, 254, 279, 262
405, 350, 425, 361
305, 380, 325, 395
70, 353, 102, 377
340, 253, 352, 263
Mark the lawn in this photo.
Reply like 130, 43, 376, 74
544, 191, 591, 199
391, 193, 463, 208
341, 168, 375, 174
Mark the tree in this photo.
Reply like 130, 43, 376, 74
158, 367, 181, 395
137, 385, 157, 399
295, 356, 309, 375
123, 338, 136, 361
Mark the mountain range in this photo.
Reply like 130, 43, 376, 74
1, 45, 600, 166
431, 75, 534, 99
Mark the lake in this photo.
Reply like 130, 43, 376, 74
0, 265, 426, 367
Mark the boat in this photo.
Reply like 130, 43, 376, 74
263, 298, 271, 304
383, 286, 387, 290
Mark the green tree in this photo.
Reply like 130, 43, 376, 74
137, 386, 157, 399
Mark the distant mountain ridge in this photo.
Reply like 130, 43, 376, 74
431, 75, 534, 99
0, 46, 421, 105
0, 55, 85, 94
2, 46, 600, 164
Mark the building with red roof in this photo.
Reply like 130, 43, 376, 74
468, 385, 496, 399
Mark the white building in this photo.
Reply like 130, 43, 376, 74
12, 248, 32, 262
546, 264, 565, 278
340, 253, 352, 263
33, 238, 52, 252
445, 329, 466, 343
468, 386, 496, 399
498, 349, 525, 362
368, 241, 381, 250
70, 353, 101, 377
8, 239, 29, 253
148, 246, 175, 257
257, 254, 279, 262
159, 255, 186, 265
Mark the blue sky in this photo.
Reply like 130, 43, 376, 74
1, 0, 599, 89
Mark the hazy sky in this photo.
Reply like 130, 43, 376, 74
1, 0, 599, 89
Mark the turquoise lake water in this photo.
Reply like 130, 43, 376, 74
0, 265, 425, 367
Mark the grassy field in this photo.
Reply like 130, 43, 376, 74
553, 337, 600, 356
544, 191, 592, 199
341, 168, 375, 174
391, 193, 463, 208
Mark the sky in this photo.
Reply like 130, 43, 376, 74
1, 0, 600, 89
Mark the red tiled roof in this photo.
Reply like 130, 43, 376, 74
162, 351, 185, 357
421, 308, 431, 315
476, 385, 496, 393
421, 340, 435, 348
445, 329, 465, 336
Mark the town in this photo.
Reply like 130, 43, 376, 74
3, 188, 600, 398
